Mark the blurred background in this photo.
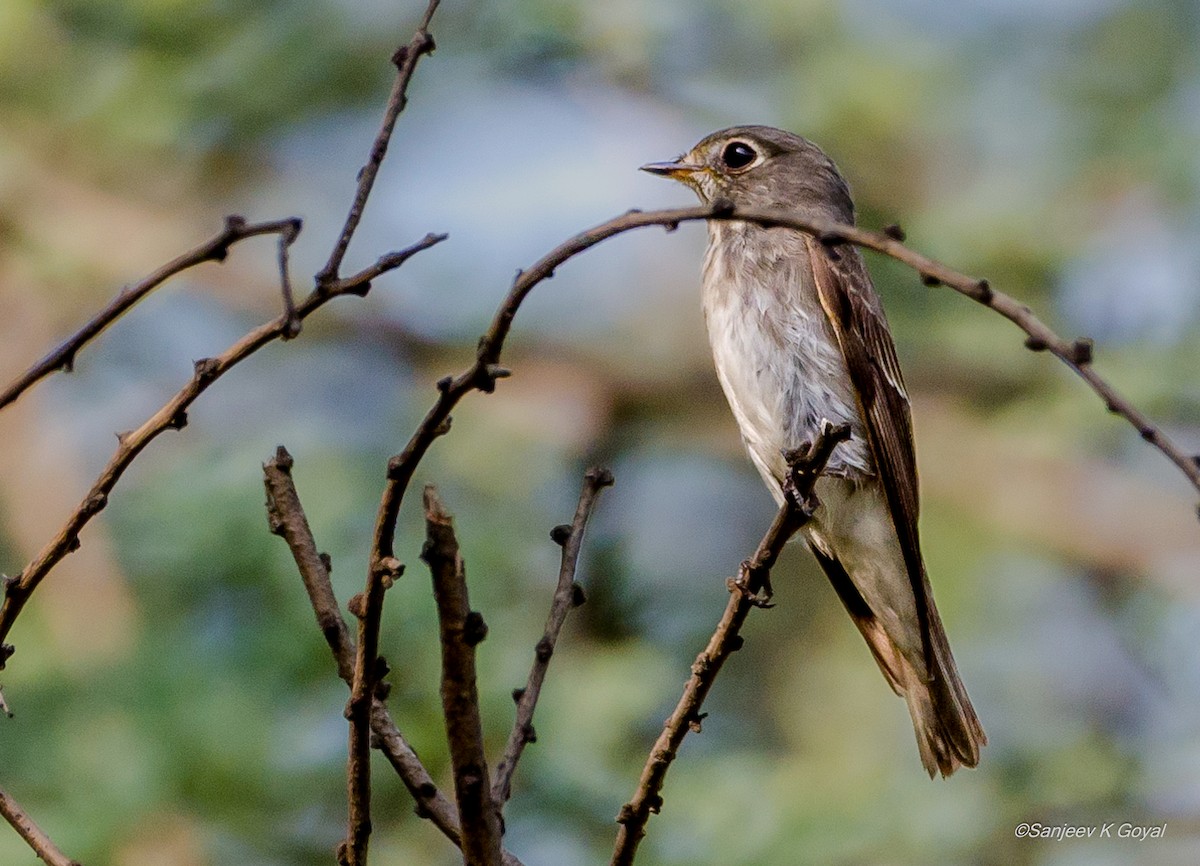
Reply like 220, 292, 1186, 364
1, 0, 1199, 864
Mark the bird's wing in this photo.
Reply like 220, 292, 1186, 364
803, 235, 932, 661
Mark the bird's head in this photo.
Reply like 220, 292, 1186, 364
641, 125, 854, 221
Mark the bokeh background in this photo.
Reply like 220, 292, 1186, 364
2, 1, 1199, 864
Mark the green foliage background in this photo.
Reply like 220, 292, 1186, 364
1, 1, 1198, 864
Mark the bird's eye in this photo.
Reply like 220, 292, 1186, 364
721, 141, 757, 170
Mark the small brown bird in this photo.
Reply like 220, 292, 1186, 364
642, 126, 985, 777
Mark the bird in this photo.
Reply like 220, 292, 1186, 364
641, 125, 985, 778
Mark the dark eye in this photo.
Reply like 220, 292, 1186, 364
721, 141, 757, 170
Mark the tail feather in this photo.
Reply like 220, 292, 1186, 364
811, 546, 985, 778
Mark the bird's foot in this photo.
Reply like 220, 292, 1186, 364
728, 560, 774, 608
780, 462, 820, 517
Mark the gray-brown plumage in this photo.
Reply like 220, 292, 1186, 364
642, 126, 985, 777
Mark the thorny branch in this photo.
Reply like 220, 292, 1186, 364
262, 448, 525, 866
610, 421, 852, 866
492, 466, 614, 812
422, 486, 504, 866
0, 784, 79, 866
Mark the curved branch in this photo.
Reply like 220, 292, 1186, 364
0, 216, 299, 412
366, 203, 1198, 557
610, 421, 851, 866
0, 230, 445, 664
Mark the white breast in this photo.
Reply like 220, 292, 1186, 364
701, 223, 872, 500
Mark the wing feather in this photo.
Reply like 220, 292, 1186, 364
803, 236, 933, 667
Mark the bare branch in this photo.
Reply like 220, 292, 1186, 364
264, 446, 356, 680
492, 466, 614, 811
0, 230, 443, 666
422, 486, 503, 866
0, 784, 80, 866
316, 0, 442, 286
0, 216, 299, 412
263, 448, 525, 865
610, 421, 851, 866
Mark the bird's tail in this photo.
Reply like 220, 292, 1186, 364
901, 596, 986, 778
811, 545, 985, 778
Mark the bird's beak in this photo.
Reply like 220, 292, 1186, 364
639, 159, 704, 181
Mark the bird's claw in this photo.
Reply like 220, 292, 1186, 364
728, 561, 774, 608
780, 472, 818, 516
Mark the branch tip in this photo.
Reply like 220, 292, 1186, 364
587, 466, 615, 488
272, 445, 294, 470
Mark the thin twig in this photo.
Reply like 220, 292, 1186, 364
0, 230, 445, 667
262, 448, 526, 866
0, 784, 80, 866
610, 421, 851, 866
264, 446, 356, 681
422, 486, 503, 866
277, 220, 303, 339
0, 216, 299, 412
316, 0, 441, 286
492, 466, 614, 811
